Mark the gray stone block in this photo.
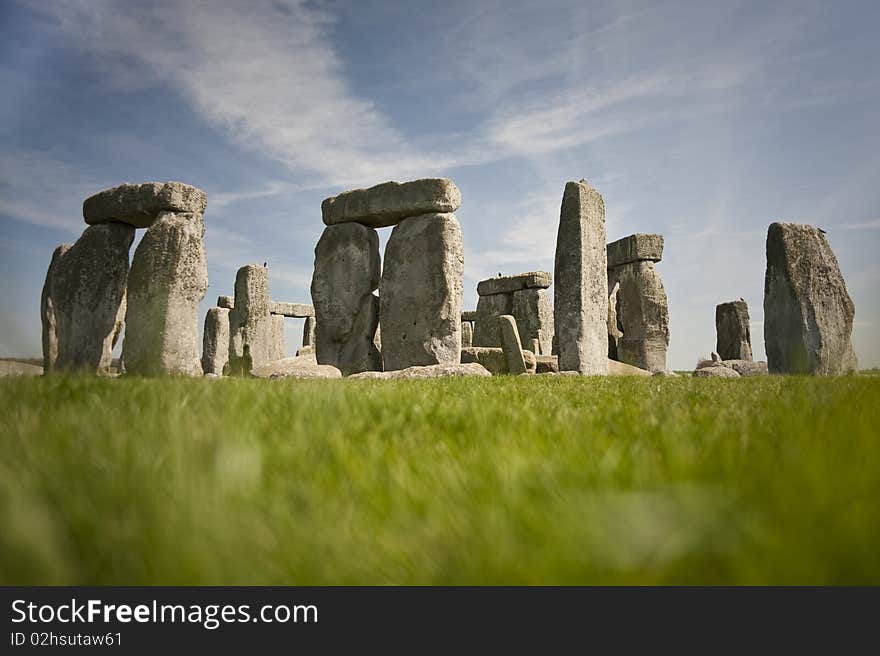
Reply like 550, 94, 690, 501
83, 181, 207, 228
322, 178, 461, 228
476, 271, 551, 296
202, 307, 230, 375
716, 299, 752, 361
606, 233, 664, 268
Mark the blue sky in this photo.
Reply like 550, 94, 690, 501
1, 0, 878, 369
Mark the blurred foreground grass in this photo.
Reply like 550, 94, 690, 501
1, 374, 878, 584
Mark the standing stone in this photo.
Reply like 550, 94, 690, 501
41, 244, 71, 372
473, 292, 513, 347
716, 299, 752, 362
227, 264, 285, 374
608, 261, 669, 372
202, 307, 230, 375
380, 212, 464, 371
123, 211, 207, 376
461, 321, 473, 348
48, 224, 133, 373
511, 287, 554, 355
554, 180, 608, 374
499, 315, 527, 375
764, 222, 858, 374
311, 223, 382, 375
302, 315, 317, 348
607, 280, 621, 360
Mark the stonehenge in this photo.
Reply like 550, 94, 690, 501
764, 222, 858, 375
606, 233, 669, 373
473, 272, 553, 355
227, 264, 286, 375
554, 180, 608, 375
716, 299, 752, 362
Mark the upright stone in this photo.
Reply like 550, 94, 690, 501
511, 287, 554, 355
311, 224, 382, 375
554, 180, 608, 374
202, 307, 230, 375
46, 225, 133, 373
123, 211, 207, 376
499, 315, 527, 375
764, 222, 857, 374
473, 292, 513, 346
608, 261, 669, 372
380, 212, 464, 371
227, 264, 285, 374
461, 321, 473, 348
302, 315, 317, 348
40, 244, 71, 372
716, 299, 752, 362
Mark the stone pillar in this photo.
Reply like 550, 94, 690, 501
461, 321, 473, 348
473, 272, 553, 355
303, 315, 317, 348
43, 225, 133, 373
123, 211, 207, 376
554, 180, 607, 374
310, 224, 382, 375
227, 264, 286, 374
380, 212, 464, 370
499, 314, 527, 375
606, 234, 669, 373
202, 307, 230, 375
764, 222, 857, 374
716, 299, 752, 362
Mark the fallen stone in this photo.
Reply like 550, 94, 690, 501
380, 212, 463, 370
41, 243, 71, 372
473, 292, 513, 347
0, 360, 44, 377
460, 346, 537, 375
764, 222, 858, 375
123, 211, 207, 376
477, 271, 552, 296
322, 178, 461, 228
512, 287, 554, 355
554, 180, 608, 374
311, 223, 382, 375
217, 295, 234, 309
461, 321, 473, 348
606, 233, 664, 268
653, 370, 679, 377
251, 355, 341, 379
83, 181, 207, 228
608, 260, 669, 372
201, 307, 230, 375
607, 359, 652, 377
499, 315, 527, 375
49, 224, 133, 373
716, 299, 752, 361
269, 302, 314, 318
534, 355, 559, 374
348, 362, 491, 380
693, 366, 740, 378
722, 359, 769, 377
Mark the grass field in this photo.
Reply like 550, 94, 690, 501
1, 374, 878, 585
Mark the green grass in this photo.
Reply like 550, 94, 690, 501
1, 375, 878, 584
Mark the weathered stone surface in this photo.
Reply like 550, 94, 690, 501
499, 315, 527, 375
251, 355, 341, 379
606, 233, 664, 268
380, 212, 463, 371
217, 295, 234, 309
201, 307, 230, 375
302, 315, 317, 348
460, 347, 536, 375
0, 360, 44, 377
607, 359, 652, 377
716, 299, 752, 361
461, 310, 478, 322
322, 178, 461, 228
311, 224, 382, 375
41, 244, 71, 372
535, 355, 558, 374
711, 351, 722, 363
764, 222, 858, 375
123, 211, 207, 376
83, 182, 207, 228
473, 292, 513, 347
296, 345, 315, 356
477, 271, 551, 296
608, 260, 669, 372
269, 302, 314, 317
607, 280, 622, 359
512, 287, 554, 355
555, 180, 608, 374
723, 359, 769, 377
653, 370, 679, 377
228, 264, 286, 374
348, 362, 491, 380
693, 366, 740, 378
47, 224, 133, 373
461, 321, 473, 348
